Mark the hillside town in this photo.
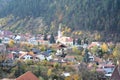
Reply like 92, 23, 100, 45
0, 26, 120, 80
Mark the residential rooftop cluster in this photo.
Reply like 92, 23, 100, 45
0, 29, 120, 80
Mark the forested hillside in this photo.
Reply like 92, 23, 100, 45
0, 0, 120, 40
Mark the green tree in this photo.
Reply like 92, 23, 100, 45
73, 38, 76, 45
83, 49, 89, 63
0, 39, 2, 43
49, 33, 55, 44
43, 33, 48, 40
77, 38, 81, 45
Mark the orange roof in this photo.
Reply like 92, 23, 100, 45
16, 71, 39, 80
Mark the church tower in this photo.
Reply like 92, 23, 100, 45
58, 23, 62, 39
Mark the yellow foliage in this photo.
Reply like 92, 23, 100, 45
90, 46, 98, 54
53, 62, 59, 69
74, 32, 78, 35
72, 46, 81, 54
64, 75, 80, 80
67, 28, 71, 33
95, 34, 101, 40
78, 31, 82, 35
113, 50, 118, 57
72, 74, 79, 80
29, 44, 34, 49
62, 31, 65, 35
8, 39, 15, 47
113, 46, 120, 58
40, 45, 46, 51
64, 76, 71, 80
47, 69, 52, 76
82, 49, 85, 56
65, 27, 68, 31
101, 43, 108, 53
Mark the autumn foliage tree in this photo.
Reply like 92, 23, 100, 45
8, 39, 15, 47
101, 43, 108, 53
113, 45, 120, 60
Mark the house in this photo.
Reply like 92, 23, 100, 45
97, 64, 115, 77
31, 48, 40, 54
88, 52, 94, 62
110, 65, 120, 80
56, 36, 73, 46
88, 42, 100, 49
103, 64, 115, 77
2, 37, 10, 44
19, 51, 36, 60
61, 72, 70, 77
36, 54, 45, 60
36, 51, 53, 61
16, 71, 39, 80
13, 35, 21, 43
28, 37, 38, 45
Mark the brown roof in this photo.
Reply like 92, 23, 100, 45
16, 71, 39, 80
110, 65, 120, 80
94, 56, 103, 63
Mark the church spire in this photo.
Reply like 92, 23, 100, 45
58, 23, 62, 39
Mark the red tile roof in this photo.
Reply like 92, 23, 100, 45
16, 71, 39, 80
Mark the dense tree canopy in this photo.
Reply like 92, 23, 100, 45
0, 0, 120, 39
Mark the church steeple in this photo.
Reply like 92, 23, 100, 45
58, 23, 62, 39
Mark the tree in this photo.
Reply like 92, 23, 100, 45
8, 39, 15, 47
101, 43, 108, 53
49, 33, 55, 44
77, 38, 81, 45
0, 39, 2, 43
83, 49, 89, 63
90, 46, 99, 55
72, 46, 81, 55
94, 33, 101, 41
43, 33, 48, 40
113, 45, 120, 59
73, 38, 76, 45
14, 61, 26, 77
78, 62, 104, 80
47, 69, 52, 77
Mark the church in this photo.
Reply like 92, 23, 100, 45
56, 24, 73, 46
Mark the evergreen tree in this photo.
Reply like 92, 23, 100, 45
0, 39, 2, 43
49, 33, 55, 43
77, 38, 81, 45
73, 38, 76, 45
83, 49, 89, 63
43, 33, 48, 40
